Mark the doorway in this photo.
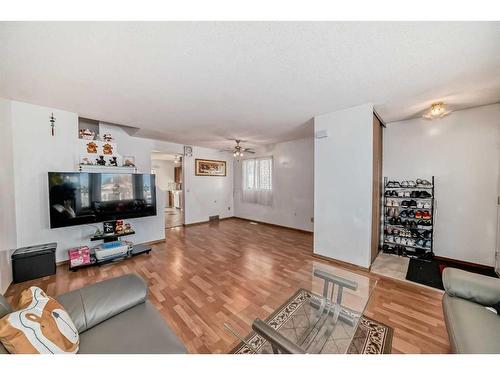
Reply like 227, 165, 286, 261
151, 152, 184, 229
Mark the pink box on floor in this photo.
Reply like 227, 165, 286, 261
68, 246, 91, 268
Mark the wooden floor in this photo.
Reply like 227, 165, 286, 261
5, 218, 450, 354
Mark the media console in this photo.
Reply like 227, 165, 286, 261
69, 231, 151, 271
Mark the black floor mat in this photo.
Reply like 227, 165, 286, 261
406, 259, 444, 290
406, 258, 499, 290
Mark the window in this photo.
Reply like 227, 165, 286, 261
242, 157, 273, 205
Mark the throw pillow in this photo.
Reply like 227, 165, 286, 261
0, 286, 79, 353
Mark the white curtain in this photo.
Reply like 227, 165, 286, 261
241, 157, 273, 206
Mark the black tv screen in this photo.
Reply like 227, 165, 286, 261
48, 172, 157, 228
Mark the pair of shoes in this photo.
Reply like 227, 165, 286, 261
410, 191, 432, 198
422, 211, 432, 220
417, 220, 432, 227
418, 191, 432, 198
401, 181, 417, 188
389, 217, 402, 225
386, 181, 401, 188
386, 199, 399, 207
416, 179, 432, 187
402, 219, 417, 228
386, 207, 397, 217
416, 201, 432, 209
401, 200, 418, 208
416, 239, 432, 248
384, 190, 398, 197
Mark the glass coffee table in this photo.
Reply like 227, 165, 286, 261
226, 262, 377, 354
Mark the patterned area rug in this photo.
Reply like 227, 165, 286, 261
231, 288, 393, 354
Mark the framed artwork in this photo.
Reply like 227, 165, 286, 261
195, 159, 226, 176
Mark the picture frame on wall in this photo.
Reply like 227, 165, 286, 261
195, 159, 226, 176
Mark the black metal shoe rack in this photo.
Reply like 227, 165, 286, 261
381, 176, 435, 260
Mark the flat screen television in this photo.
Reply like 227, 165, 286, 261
48, 172, 157, 228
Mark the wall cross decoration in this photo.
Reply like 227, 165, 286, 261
50, 113, 56, 136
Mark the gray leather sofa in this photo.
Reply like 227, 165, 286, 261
0, 274, 187, 354
442, 268, 500, 354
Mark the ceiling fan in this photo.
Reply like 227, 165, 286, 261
220, 139, 255, 158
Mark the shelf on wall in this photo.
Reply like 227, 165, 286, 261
79, 165, 138, 173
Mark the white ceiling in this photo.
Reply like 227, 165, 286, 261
1, 22, 500, 150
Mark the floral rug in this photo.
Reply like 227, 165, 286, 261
230, 288, 393, 354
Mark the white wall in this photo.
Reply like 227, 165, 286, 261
0, 99, 17, 293
183, 147, 234, 224
314, 103, 375, 268
233, 137, 314, 231
4, 99, 233, 266
384, 104, 500, 266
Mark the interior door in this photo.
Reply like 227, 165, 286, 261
371, 114, 384, 263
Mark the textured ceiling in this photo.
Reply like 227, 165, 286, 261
1, 22, 499, 150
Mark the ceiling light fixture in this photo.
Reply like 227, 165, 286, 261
423, 102, 451, 120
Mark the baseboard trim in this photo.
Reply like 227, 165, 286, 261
233, 217, 313, 234
184, 217, 233, 227
433, 255, 495, 271
312, 253, 370, 272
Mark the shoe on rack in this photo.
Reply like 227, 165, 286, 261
408, 210, 415, 219
401, 200, 409, 208
409, 200, 418, 208
422, 211, 431, 220
384, 190, 391, 197
425, 240, 432, 248
410, 191, 419, 198
416, 239, 426, 248
400, 210, 408, 218
401, 181, 409, 188
404, 191, 411, 197
419, 191, 432, 198
423, 202, 431, 209
396, 217, 402, 225
398, 191, 405, 197
408, 180, 416, 188
420, 179, 432, 186
415, 211, 423, 219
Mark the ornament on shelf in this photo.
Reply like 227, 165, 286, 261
102, 143, 114, 155
102, 133, 114, 142
109, 156, 118, 167
96, 156, 106, 166
86, 141, 98, 153
79, 128, 95, 140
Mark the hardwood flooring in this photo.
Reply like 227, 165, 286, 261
4, 218, 450, 354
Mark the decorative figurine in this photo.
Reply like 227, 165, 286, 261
124, 223, 132, 233
86, 141, 98, 153
79, 156, 93, 165
115, 220, 124, 234
109, 156, 118, 167
96, 156, 106, 165
79, 128, 94, 140
102, 143, 113, 155
122, 156, 136, 167
103, 133, 114, 142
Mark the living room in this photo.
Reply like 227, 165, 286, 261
1, 2, 500, 374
